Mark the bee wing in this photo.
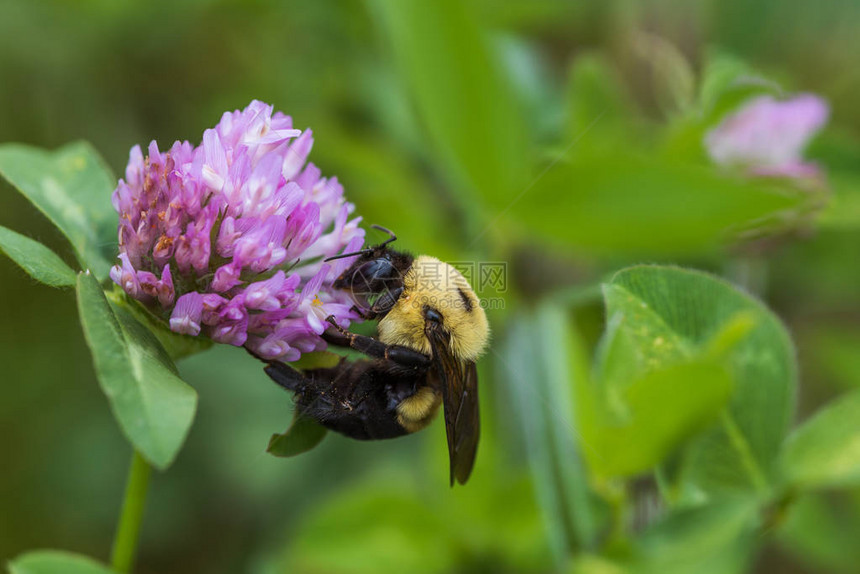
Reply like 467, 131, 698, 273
426, 326, 480, 486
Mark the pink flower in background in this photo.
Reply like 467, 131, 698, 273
705, 94, 829, 178
110, 100, 365, 361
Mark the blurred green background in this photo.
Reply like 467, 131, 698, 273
3, 1, 860, 573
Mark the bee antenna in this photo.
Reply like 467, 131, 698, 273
324, 248, 373, 262
323, 225, 398, 262
370, 224, 397, 247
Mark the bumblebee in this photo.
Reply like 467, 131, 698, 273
263, 226, 490, 485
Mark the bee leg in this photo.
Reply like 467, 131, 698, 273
323, 315, 431, 368
349, 305, 378, 321
264, 361, 309, 393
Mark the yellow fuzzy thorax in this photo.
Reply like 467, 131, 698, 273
377, 255, 490, 362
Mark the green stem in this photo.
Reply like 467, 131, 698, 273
111, 451, 152, 573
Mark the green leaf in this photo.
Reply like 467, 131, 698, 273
580, 293, 757, 478
551, 281, 746, 485
291, 351, 342, 370
267, 413, 328, 458
0, 224, 76, 287
370, 0, 530, 213
608, 266, 797, 496
698, 52, 755, 119
499, 306, 598, 565
535, 305, 599, 548
599, 284, 695, 389
631, 498, 758, 574
586, 360, 733, 479
497, 36, 559, 141
515, 153, 799, 256
782, 389, 860, 489
106, 287, 213, 362
775, 493, 860, 573
8, 550, 118, 574
0, 142, 117, 279
76, 271, 197, 469
565, 52, 639, 148
817, 172, 860, 230
499, 315, 569, 565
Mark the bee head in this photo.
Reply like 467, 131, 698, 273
326, 225, 412, 316
327, 227, 490, 361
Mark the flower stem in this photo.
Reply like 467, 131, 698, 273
111, 450, 152, 573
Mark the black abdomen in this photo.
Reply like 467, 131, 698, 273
266, 359, 427, 440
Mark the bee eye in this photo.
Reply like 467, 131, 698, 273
424, 307, 443, 324
343, 257, 403, 312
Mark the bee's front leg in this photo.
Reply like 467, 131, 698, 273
349, 305, 377, 321
323, 315, 430, 368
